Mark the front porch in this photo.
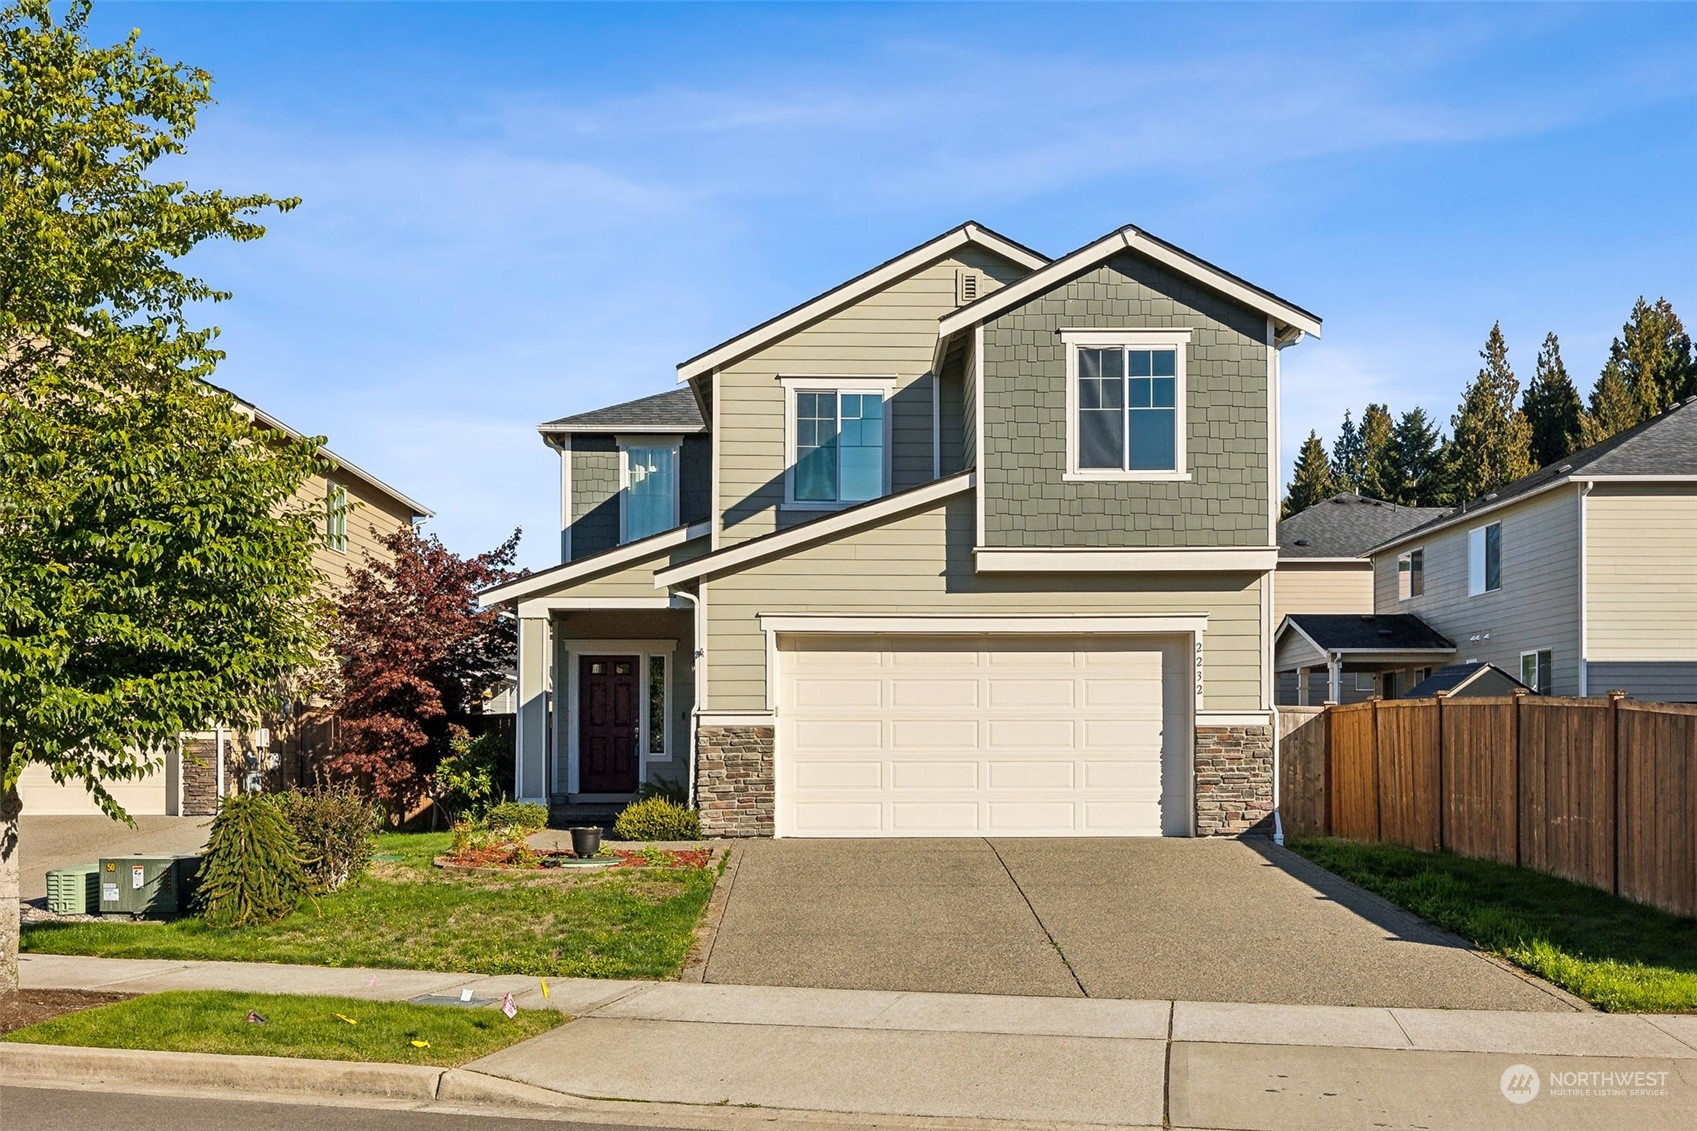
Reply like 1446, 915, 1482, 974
514, 605, 696, 815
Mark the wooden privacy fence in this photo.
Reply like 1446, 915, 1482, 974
1278, 694, 1697, 919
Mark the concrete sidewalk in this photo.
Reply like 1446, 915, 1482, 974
17, 954, 1697, 1128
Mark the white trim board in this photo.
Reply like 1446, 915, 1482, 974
757, 613, 1210, 635
653, 473, 974, 587
973, 547, 1279, 573
676, 223, 1048, 382
937, 226, 1322, 341
480, 522, 710, 607
516, 596, 690, 618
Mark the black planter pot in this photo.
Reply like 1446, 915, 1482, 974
569, 826, 603, 859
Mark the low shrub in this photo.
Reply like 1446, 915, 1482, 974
613, 797, 701, 842
484, 800, 548, 833
275, 786, 382, 893
435, 727, 505, 821
192, 795, 307, 928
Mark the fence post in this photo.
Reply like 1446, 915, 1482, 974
1610, 689, 1628, 897
1513, 688, 1525, 868
1371, 698, 1383, 842
1434, 691, 1448, 853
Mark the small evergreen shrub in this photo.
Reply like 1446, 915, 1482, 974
613, 797, 702, 842
275, 785, 381, 892
192, 795, 307, 927
484, 800, 548, 833
436, 727, 504, 821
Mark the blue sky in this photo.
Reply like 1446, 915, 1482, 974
90, 2, 1697, 569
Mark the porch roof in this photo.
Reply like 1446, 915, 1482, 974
1274, 613, 1456, 671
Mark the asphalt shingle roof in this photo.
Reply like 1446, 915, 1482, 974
538, 388, 705, 434
1371, 396, 1697, 552
1278, 494, 1447, 559
1283, 613, 1455, 653
1404, 662, 1530, 699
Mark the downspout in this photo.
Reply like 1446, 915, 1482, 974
672, 587, 705, 809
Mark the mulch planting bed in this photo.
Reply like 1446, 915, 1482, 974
0, 990, 133, 1036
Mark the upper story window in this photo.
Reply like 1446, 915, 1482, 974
1061, 329, 1190, 481
1520, 649, 1552, 695
1468, 521, 1501, 596
1397, 548, 1424, 600
783, 377, 894, 508
324, 481, 349, 554
620, 438, 680, 543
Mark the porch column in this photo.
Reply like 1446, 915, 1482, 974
1296, 666, 1311, 707
514, 615, 553, 803
1326, 654, 1342, 705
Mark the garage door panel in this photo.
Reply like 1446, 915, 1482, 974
890, 761, 977, 791
779, 633, 1189, 837
988, 760, 1074, 789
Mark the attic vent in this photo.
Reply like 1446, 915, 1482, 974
1557, 463, 1572, 473
1293, 538, 1310, 546
956, 269, 981, 305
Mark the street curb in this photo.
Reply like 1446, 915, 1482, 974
0, 1042, 569, 1108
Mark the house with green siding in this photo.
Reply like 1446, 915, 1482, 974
480, 221, 1322, 838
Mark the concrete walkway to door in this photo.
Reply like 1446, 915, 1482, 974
700, 837, 1578, 1011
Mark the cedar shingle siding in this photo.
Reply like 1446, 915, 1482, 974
980, 251, 1270, 549
569, 435, 621, 560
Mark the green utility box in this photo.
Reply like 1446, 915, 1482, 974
46, 864, 101, 915
98, 853, 202, 918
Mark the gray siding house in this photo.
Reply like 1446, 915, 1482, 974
1365, 401, 1697, 703
482, 221, 1322, 838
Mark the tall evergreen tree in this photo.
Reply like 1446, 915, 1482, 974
1282, 431, 1336, 518
1449, 323, 1534, 501
1357, 403, 1397, 501
1388, 407, 1445, 506
1330, 410, 1364, 493
1522, 332, 1584, 467
1581, 359, 1641, 447
1609, 297, 1696, 419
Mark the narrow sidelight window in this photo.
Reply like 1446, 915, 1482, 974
647, 655, 667, 756
324, 482, 349, 554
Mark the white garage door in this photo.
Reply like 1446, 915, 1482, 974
17, 761, 172, 816
777, 633, 1191, 837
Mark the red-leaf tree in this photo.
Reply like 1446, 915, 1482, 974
326, 526, 521, 811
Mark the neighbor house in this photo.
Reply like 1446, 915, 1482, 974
480, 221, 1321, 838
17, 392, 431, 816
1363, 400, 1697, 703
1273, 493, 1445, 704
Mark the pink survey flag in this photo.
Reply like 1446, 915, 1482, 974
502, 992, 518, 1019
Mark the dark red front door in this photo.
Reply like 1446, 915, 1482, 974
579, 656, 640, 793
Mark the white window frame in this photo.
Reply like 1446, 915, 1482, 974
1397, 547, 1424, 601
1468, 521, 1502, 597
1060, 328, 1192, 482
780, 375, 896, 511
1520, 648, 1552, 695
324, 480, 349, 555
617, 434, 683, 544
1353, 671, 1377, 693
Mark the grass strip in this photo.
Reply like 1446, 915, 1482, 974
2, 989, 563, 1066
1290, 836, 1697, 1013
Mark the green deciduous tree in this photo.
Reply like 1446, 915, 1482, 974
1609, 297, 1696, 420
1449, 323, 1534, 502
1522, 332, 1584, 468
1282, 430, 1336, 518
0, 0, 311, 989
1388, 407, 1447, 507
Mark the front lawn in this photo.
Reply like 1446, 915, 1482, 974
23, 833, 717, 981
2, 990, 561, 1066
1290, 837, 1697, 1013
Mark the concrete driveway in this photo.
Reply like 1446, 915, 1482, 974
702, 838, 1576, 1011
17, 816, 209, 903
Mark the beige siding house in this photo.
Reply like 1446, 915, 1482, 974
483, 221, 1322, 838
1362, 402, 1697, 703
18, 395, 430, 816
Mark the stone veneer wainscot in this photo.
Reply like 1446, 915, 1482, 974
1193, 724, 1274, 836
696, 725, 775, 838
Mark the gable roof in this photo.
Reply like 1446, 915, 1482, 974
538, 388, 705, 435
675, 221, 1049, 382
1404, 661, 1531, 699
1280, 613, 1455, 654
936, 224, 1322, 342
1370, 396, 1697, 554
223, 388, 432, 520
1279, 494, 1447, 560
